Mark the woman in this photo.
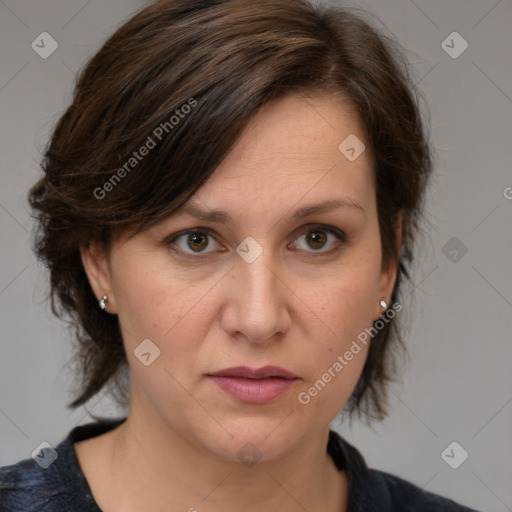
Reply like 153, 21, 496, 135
0, 0, 480, 510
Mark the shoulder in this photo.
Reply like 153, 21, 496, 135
368, 468, 480, 512
0, 454, 88, 512
0, 418, 124, 512
328, 430, 481, 512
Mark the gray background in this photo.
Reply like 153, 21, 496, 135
1, 1, 511, 510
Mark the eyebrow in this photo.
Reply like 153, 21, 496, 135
174, 198, 366, 227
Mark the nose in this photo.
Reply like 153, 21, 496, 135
221, 251, 291, 344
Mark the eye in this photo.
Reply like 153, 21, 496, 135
164, 224, 347, 260
164, 228, 223, 257
289, 225, 347, 256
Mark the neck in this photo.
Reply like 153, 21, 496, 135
106, 400, 347, 511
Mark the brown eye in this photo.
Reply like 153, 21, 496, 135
305, 230, 328, 250
290, 225, 346, 256
165, 229, 222, 257
186, 232, 210, 252
165, 224, 346, 260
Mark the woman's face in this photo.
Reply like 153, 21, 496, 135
82, 93, 400, 462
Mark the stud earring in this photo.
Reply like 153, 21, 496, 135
99, 295, 108, 311
379, 299, 388, 312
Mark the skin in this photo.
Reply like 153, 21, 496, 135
77, 93, 402, 512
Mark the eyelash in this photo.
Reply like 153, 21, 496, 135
163, 224, 347, 260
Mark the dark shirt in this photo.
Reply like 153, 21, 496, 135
0, 418, 480, 511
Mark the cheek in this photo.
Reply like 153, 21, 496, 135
295, 290, 373, 420
110, 250, 221, 362
294, 250, 381, 415
314, 251, 382, 344
297, 346, 368, 415
109, 253, 221, 418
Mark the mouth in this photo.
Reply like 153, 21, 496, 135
207, 366, 299, 404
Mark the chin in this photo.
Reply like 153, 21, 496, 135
191, 414, 305, 464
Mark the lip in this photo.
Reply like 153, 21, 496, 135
209, 366, 298, 379
207, 366, 299, 404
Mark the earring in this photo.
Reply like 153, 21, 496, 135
99, 295, 108, 311
379, 299, 388, 312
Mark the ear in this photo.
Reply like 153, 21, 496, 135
80, 241, 117, 314
375, 211, 403, 319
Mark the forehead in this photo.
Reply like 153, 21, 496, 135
189, 93, 375, 214
223, 93, 366, 161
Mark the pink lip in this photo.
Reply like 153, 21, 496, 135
207, 366, 299, 404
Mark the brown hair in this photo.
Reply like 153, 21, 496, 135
29, 0, 433, 423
